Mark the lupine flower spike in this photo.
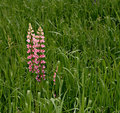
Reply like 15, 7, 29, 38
35, 26, 46, 81
27, 23, 35, 73
26, 23, 46, 82
53, 66, 58, 85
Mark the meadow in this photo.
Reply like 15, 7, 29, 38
0, 0, 120, 112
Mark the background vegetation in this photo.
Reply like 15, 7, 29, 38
0, 0, 120, 112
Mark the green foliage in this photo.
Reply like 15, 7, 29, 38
0, 0, 120, 112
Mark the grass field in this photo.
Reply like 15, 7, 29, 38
0, 0, 120, 112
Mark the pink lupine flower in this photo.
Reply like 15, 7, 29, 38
36, 75, 41, 82
34, 65, 39, 70
43, 74, 45, 77
31, 33, 35, 37
31, 30, 34, 33
26, 39, 30, 43
41, 44, 45, 48
40, 39, 45, 43
33, 44, 40, 48
53, 66, 58, 85
40, 49, 45, 53
35, 35, 40, 38
37, 26, 46, 80
27, 23, 46, 82
29, 69, 32, 72
53, 73, 56, 78
26, 23, 35, 73
27, 44, 31, 49
41, 32, 44, 35
37, 32, 39, 34
33, 38, 39, 44
42, 69, 45, 73
28, 65, 32, 70
41, 60, 46, 64
27, 49, 31, 53
42, 65, 45, 69
27, 35, 31, 39
33, 48, 40, 53
28, 32, 30, 35
27, 54, 33, 59
27, 61, 32, 64
53, 72, 56, 83
34, 58, 39, 64
41, 36, 45, 39
40, 54, 45, 58
33, 54, 39, 59
34, 60, 39, 64
36, 69, 40, 74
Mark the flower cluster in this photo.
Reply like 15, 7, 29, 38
26, 23, 46, 82
53, 66, 58, 85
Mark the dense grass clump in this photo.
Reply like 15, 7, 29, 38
0, 0, 120, 112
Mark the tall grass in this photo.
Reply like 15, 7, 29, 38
0, 0, 120, 112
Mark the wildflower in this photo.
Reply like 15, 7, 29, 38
53, 66, 58, 85
27, 61, 32, 64
27, 49, 31, 53
27, 54, 33, 59
26, 23, 46, 81
36, 26, 46, 80
41, 60, 46, 64
27, 44, 31, 49
41, 44, 45, 48
40, 54, 45, 58
26, 39, 30, 43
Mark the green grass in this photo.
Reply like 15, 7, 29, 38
0, 0, 120, 112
